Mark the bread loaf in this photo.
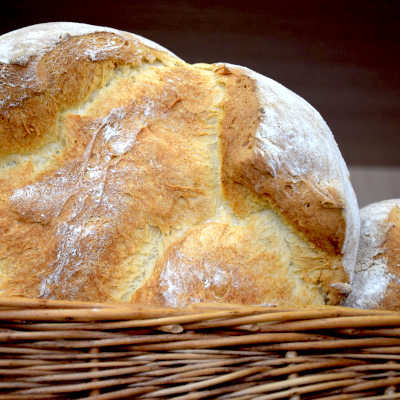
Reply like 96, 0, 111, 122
0, 22, 359, 306
345, 200, 400, 310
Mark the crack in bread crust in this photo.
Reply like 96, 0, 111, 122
1, 58, 224, 301
131, 66, 350, 307
0, 25, 356, 305
217, 67, 346, 256
0, 32, 182, 159
214, 65, 349, 304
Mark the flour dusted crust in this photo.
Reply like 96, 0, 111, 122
0, 23, 359, 306
0, 22, 180, 66
345, 200, 400, 310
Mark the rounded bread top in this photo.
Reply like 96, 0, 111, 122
0, 22, 180, 66
0, 22, 184, 157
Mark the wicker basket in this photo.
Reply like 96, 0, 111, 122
1, 297, 400, 399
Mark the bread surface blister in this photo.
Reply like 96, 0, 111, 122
0, 22, 360, 306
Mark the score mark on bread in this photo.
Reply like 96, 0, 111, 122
0, 23, 359, 306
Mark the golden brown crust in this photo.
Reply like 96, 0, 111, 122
0, 32, 172, 157
131, 222, 328, 307
377, 205, 400, 310
217, 67, 346, 257
0, 24, 357, 306
0, 31, 219, 301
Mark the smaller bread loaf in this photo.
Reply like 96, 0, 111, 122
345, 199, 400, 310
0, 22, 360, 307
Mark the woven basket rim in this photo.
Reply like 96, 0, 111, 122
2, 296, 400, 399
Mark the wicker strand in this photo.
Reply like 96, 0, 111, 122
167, 383, 258, 400
2, 299, 400, 399
287, 351, 301, 400
217, 372, 361, 398
139, 367, 264, 398
248, 380, 368, 400
88, 348, 101, 397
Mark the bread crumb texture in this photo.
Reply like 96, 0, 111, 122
0, 23, 359, 306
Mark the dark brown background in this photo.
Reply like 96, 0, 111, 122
1, 0, 399, 167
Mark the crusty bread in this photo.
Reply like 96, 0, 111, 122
0, 22, 359, 306
345, 200, 400, 310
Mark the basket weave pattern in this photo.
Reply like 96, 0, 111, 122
1, 297, 400, 399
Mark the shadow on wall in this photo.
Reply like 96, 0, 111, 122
348, 166, 400, 209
